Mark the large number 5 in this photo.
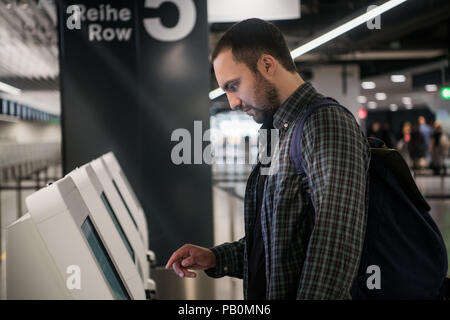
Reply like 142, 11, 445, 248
143, 0, 196, 42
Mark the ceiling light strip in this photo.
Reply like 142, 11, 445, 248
290, 0, 408, 59
0, 81, 21, 95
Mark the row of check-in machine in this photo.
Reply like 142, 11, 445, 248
6, 152, 157, 299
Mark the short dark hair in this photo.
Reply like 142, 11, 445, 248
212, 18, 297, 74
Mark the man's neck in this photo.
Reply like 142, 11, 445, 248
275, 72, 305, 107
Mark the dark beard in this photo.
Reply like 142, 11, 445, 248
252, 71, 280, 123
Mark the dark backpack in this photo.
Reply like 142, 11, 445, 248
290, 97, 449, 300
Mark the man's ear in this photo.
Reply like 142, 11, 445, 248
257, 54, 276, 78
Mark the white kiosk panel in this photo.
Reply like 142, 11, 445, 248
6, 176, 134, 299
67, 164, 146, 299
89, 159, 151, 286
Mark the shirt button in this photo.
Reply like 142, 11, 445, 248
284, 123, 288, 128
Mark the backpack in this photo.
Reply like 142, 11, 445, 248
290, 97, 449, 300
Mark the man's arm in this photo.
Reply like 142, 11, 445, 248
204, 237, 246, 279
296, 106, 370, 299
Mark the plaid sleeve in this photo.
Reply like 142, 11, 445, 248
204, 237, 245, 279
297, 106, 370, 299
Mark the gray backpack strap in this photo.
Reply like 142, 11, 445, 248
290, 97, 353, 206
290, 97, 353, 176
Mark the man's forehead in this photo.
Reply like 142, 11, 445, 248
214, 48, 234, 62
213, 49, 247, 84
213, 49, 238, 71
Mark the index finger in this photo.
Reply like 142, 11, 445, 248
165, 246, 188, 269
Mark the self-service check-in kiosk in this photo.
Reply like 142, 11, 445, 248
6, 175, 145, 299
89, 157, 156, 297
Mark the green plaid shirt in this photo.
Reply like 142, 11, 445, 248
206, 82, 371, 299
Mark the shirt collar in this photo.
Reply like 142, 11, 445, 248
272, 82, 319, 130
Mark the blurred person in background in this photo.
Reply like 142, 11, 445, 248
418, 116, 433, 167
430, 121, 449, 175
367, 121, 382, 140
409, 123, 427, 170
396, 121, 412, 167
368, 122, 395, 148
380, 122, 396, 149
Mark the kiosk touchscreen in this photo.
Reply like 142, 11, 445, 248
6, 175, 145, 299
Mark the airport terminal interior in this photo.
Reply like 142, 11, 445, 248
0, 0, 450, 300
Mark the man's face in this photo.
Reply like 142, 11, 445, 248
213, 49, 280, 124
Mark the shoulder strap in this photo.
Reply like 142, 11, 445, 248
290, 97, 353, 176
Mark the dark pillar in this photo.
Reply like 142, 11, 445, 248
58, 0, 213, 264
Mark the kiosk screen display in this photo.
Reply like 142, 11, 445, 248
119, 170, 141, 210
100, 192, 135, 262
112, 179, 138, 229
81, 217, 130, 300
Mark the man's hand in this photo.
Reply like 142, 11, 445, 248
165, 244, 216, 278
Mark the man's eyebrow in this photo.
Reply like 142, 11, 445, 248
222, 78, 240, 91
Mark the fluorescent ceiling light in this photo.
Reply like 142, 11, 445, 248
375, 93, 387, 100
290, 0, 408, 59
405, 105, 413, 109
0, 81, 21, 95
368, 101, 377, 109
391, 74, 406, 82
209, 87, 225, 100
357, 96, 367, 103
390, 104, 398, 111
425, 84, 438, 92
362, 81, 376, 89
402, 97, 412, 105
209, 0, 408, 100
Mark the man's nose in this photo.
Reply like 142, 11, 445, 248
226, 93, 242, 110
